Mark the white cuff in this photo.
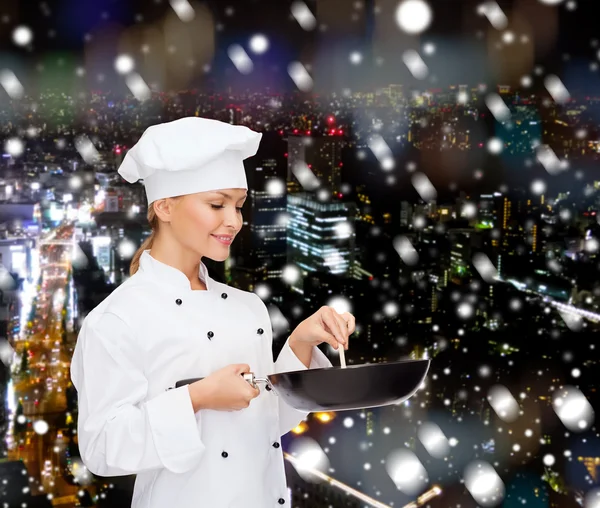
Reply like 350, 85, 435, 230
145, 386, 206, 474
274, 337, 332, 373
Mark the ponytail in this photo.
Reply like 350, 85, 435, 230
130, 204, 159, 276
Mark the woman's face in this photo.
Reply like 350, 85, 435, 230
169, 188, 247, 261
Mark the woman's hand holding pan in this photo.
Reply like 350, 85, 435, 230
188, 363, 260, 412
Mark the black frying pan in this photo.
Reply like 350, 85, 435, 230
175, 358, 430, 412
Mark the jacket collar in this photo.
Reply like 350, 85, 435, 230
138, 250, 212, 292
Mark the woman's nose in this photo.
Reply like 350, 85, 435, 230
223, 206, 242, 227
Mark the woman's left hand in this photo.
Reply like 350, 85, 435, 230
289, 306, 356, 351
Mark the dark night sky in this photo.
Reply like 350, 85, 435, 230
0, 0, 598, 93
5, 0, 589, 52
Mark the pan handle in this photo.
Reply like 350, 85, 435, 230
242, 372, 273, 391
173, 373, 274, 392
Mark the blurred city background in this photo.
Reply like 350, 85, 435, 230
0, 0, 599, 506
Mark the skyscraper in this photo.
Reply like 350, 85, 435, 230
230, 133, 288, 289
287, 135, 345, 194
400, 201, 413, 228
248, 158, 287, 279
287, 192, 356, 292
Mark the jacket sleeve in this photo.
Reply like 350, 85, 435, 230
252, 294, 333, 436
70, 311, 206, 477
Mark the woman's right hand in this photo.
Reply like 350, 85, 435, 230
188, 364, 260, 412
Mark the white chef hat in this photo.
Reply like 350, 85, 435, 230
117, 117, 262, 204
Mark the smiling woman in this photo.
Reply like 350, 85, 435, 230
128, 187, 249, 280
70, 116, 334, 508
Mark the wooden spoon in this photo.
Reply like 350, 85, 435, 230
339, 341, 347, 368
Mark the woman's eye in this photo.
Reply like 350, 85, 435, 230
211, 205, 243, 212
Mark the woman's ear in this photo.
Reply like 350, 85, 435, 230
153, 198, 174, 224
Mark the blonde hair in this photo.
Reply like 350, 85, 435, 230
130, 204, 159, 276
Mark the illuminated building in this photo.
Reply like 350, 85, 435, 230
0, 203, 42, 234
503, 197, 511, 230
477, 193, 500, 231
352, 184, 375, 228
0, 239, 34, 280
287, 193, 356, 292
437, 206, 453, 223
400, 201, 413, 227
287, 135, 345, 194
240, 156, 288, 283
91, 236, 112, 274
228, 133, 289, 289
380, 84, 405, 106
449, 231, 473, 283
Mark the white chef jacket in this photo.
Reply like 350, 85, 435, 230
70, 250, 332, 508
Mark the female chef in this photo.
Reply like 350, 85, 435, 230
70, 117, 355, 508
